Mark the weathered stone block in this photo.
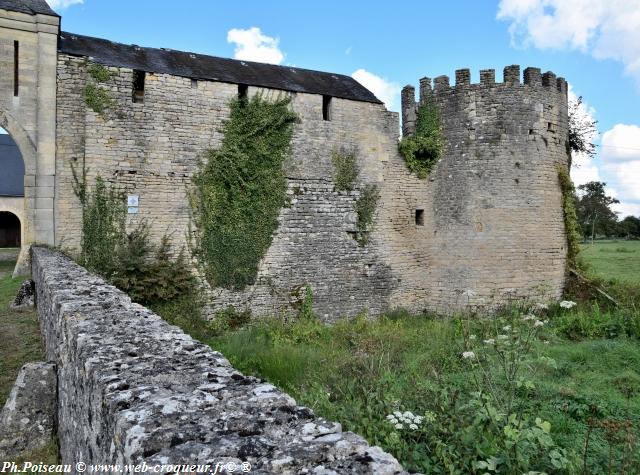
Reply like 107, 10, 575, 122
0, 362, 57, 459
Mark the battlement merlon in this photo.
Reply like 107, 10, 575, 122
401, 65, 568, 136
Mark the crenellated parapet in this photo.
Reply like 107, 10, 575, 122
402, 65, 568, 136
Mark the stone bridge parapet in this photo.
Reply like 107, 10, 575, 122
31, 247, 407, 474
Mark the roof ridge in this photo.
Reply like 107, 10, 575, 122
58, 31, 382, 105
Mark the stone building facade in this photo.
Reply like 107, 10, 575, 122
0, 0, 570, 319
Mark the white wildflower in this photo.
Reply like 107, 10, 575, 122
393, 411, 402, 418
502, 325, 511, 331
523, 314, 536, 321
484, 338, 496, 345
497, 334, 508, 340
394, 423, 403, 430
386, 414, 398, 423
409, 423, 418, 430
462, 351, 476, 359
534, 320, 545, 327
535, 303, 549, 310
414, 415, 424, 424
559, 300, 577, 309
469, 334, 477, 340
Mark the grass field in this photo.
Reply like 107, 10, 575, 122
0, 256, 58, 464
580, 240, 640, 284
0, 248, 19, 278
154, 239, 640, 474
0, 270, 43, 404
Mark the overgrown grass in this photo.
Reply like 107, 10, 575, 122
0, 272, 43, 405
580, 240, 640, 284
151, 235, 640, 473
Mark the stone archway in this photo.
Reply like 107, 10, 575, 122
0, 111, 36, 276
0, 211, 21, 247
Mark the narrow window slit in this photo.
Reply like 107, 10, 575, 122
415, 209, 425, 226
191, 79, 198, 89
13, 41, 19, 97
132, 70, 145, 103
238, 84, 248, 101
322, 95, 332, 121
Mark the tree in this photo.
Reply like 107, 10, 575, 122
575, 181, 619, 241
618, 216, 640, 239
567, 95, 598, 169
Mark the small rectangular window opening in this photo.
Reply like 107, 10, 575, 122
415, 209, 425, 226
322, 95, 332, 121
13, 41, 19, 97
238, 84, 248, 101
132, 70, 145, 103
191, 78, 198, 89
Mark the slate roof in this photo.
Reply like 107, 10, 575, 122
58, 32, 382, 104
0, 134, 24, 197
0, 0, 58, 16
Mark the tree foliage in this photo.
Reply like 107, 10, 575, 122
190, 94, 298, 290
568, 95, 597, 168
576, 181, 620, 241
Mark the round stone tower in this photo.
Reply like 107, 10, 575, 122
392, 65, 569, 312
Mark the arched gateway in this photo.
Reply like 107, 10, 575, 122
0, 0, 59, 275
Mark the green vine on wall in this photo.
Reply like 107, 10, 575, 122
557, 165, 582, 268
399, 97, 444, 178
190, 94, 298, 290
331, 148, 359, 192
84, 63, 115, 116
354, 185, 380, 246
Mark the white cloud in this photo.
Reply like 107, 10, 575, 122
601, 124, 640, 162
47, 0, 83, 9
600, 123, 640, 215
612, 201, 640, 218
497, 0, 640, 86
227, 27, 284, 65
351, 69, 401, 111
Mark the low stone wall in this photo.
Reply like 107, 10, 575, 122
32, 247, 408, 474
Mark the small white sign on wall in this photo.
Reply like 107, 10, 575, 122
127, 194, 139, 214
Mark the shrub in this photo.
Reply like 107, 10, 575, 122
110, 224, 196, 304
208, 306, 252, 336
79, 176, 126, 276
75, 176, 196, 305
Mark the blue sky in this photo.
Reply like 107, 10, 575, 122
42, 1, 640, 216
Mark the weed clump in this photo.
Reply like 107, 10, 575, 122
399, 97, 444, 178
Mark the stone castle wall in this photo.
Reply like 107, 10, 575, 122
54, 55, 398, 320
53, 55, 569, 319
